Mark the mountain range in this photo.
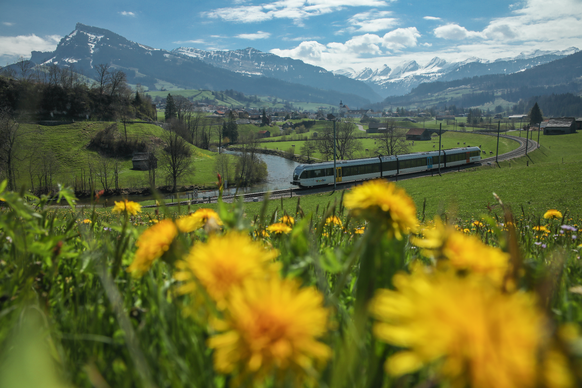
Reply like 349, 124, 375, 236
26, 23, 580, 108
335, 47, 579, 97
29, 23, 376, 107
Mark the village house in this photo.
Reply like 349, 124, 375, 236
405, 128, 432, 141
258, 130, 271, 138
542, 117, 577, 135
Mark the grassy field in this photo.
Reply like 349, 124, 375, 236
15, 121, 224, 190
258, 130, 519, 160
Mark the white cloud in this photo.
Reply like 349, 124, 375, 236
434, 24, 484, 40
236, 31, 271, 40
423, 16, 441, 21
174, 39, 207, 45
3, 22, 14, 26
345, 10, 398, 33
382, 27, 421, 50
328, 34, 383, 54
119, 11, 136, 17
0, 34, 61, 63
203, 0, 390, 24
271, 40, 328, 62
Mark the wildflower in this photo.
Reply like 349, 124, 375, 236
534, 226, 550, 233
278, 215, 295, 226
112, 199, 141, 216
544, 209, 563, 219
324, 216, 343, 227
176, 208, 222, 232
369, 269, 570, 388
412, 218, 510, 285
267, 222, 292, 235
344, 180, 417, 239
127, 219, 178, 276
175, 232, 279, 308
208, 277, 331, 386
82, 219, 92, 224
472, 220, 484, 228
561, 225, 577, 232
354, 227, 365, 235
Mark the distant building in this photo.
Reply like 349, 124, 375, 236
258, 130, 271, 138
367, 122, 387, 134
405, 128, 431, 141
543, 118, 577, 135
132, 152, 157, 171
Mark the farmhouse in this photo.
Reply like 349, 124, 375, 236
258, 130, 271, 138
367, 122, 387, 134
132, 152, 157, 171
405, 128, 431, 141
543, 118, 577, 135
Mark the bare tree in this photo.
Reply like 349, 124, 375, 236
318, 120, 362, 160
94, 64, 111, 95
159, 127, 194, 192
107, 69, 127, 97
234, 132, 267, 187
16, 57, 33, 81
0, 109, 24, 190
214, 153, 233, 187
376, 120, 409, 156
97, 154, 114, 191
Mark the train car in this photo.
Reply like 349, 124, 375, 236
291, 146, 480, 188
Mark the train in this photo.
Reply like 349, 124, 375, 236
291, 146, 481, 188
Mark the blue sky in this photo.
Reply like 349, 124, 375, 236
1, 0, 582, 72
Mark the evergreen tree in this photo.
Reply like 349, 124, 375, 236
165, 93, 176, 122
528, 102, 543, 125
227, 111, 238, 143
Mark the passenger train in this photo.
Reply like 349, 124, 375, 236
291, 147, 481, 188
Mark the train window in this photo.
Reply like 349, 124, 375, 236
313, 169, 323, 177
383, 161, 397, 171
326, 168, 334, 176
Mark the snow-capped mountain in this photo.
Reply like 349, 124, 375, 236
172, 47, 382, 102
335, 48, 579, 97
28, 23, 376, 106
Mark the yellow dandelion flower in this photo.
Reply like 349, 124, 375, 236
463, 228, 471, 234
324, 215, 343, 227
544, 209, 563, 219
176, 208, 222, 232
412, 219, 510, 285
174, 232, 279, 308
127, 219, 178, 276
278, 215, 295, 226
112, 199, 141, 215
344, 179, 417, 239
370, 269, 551, 388
82, 219, 92, 224
533, 225, 550, 233
354, 227, 366, 235
267, 222, 293, 235
208, 277, 331, 386
472, 220, 484, 228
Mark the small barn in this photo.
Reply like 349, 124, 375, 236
543, 118, 577, 135
367, 122, 387, 134
258, 130, 271, 138
132, 152, 157, 171
405, 128, 431, 141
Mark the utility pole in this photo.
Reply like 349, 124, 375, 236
496, 121, 500, 164
438, 123, 442, 176
537, 122, 541, 146
333, 119, 337, 191
525, 127, 529, 156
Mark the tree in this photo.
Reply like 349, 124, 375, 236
317, 120, 362, 160
94, 64, 111, 95
165, 94, 176, 122
529, 102, 543, 126
224, 111, 238, 143
159, 126, 193, 192
377, 120, 409, 156
300, 139, 318, 162
234, 132, 267, 187
0, 109, 23, 190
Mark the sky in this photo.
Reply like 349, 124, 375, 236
1, 0, 582, 73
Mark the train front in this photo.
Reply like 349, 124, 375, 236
291, 165, 305, 186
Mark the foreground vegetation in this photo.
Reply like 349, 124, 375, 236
1, 175, 581, 388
